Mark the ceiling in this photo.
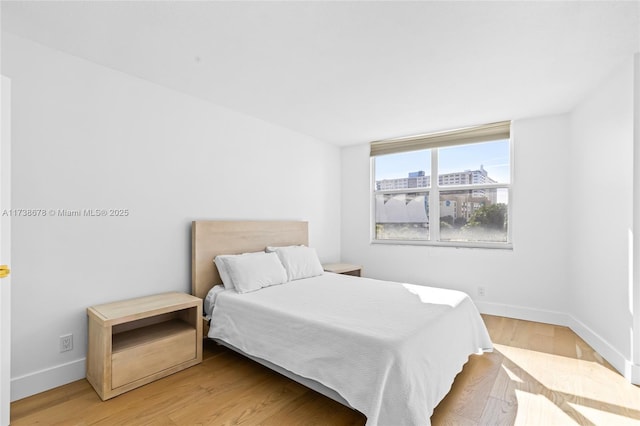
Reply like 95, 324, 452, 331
2, 1, 639, 146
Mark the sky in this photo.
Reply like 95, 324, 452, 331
374, 139, 510, 184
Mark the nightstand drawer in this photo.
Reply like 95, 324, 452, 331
112, 326, 196, 389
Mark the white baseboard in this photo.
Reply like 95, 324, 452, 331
628, 362, 640, 385
476, 301, 638, 385
11, 358, 86, 402
569, 317, 631, 381
475, 300, 572, 326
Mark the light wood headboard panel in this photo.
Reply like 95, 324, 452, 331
191, 220, 309, 299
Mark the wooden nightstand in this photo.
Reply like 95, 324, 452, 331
87, 292, 202, 400
323, 263, 362, 277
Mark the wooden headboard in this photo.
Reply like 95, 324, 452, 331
191, 220, 309, 299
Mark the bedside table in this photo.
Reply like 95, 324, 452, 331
323, 263, 362, 277
87, 292, 202, 400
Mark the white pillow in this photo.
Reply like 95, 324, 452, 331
225, 252, 288, 294
267, 246, 324, 281
214, 256, 234, 290
214, 252, 264, 291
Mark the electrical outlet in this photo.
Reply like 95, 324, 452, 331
60, 334, 73, 352
477, 286, 486, 297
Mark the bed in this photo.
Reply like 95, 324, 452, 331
192, 220, 492, 426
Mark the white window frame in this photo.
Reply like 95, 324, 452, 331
370, 122, 513, 249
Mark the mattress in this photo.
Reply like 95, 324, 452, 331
209, 273, 493, 426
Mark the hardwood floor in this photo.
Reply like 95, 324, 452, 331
11, 315, 640, 425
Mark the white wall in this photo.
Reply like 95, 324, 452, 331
568, 58, 635, 376
341, 115, 572, 322
2, 34, 342, 400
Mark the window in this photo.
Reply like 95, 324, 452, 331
371, 121, 511, 248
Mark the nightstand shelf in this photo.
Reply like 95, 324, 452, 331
323, 263, 362, 277
87, 292, 202, 400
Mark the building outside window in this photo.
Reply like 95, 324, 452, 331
371, 121, 512, 248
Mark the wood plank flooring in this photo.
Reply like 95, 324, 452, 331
11, 315, 640, 425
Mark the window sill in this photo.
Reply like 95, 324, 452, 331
371, 239, 513, 250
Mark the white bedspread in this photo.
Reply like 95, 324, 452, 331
209, 273, 492, 426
